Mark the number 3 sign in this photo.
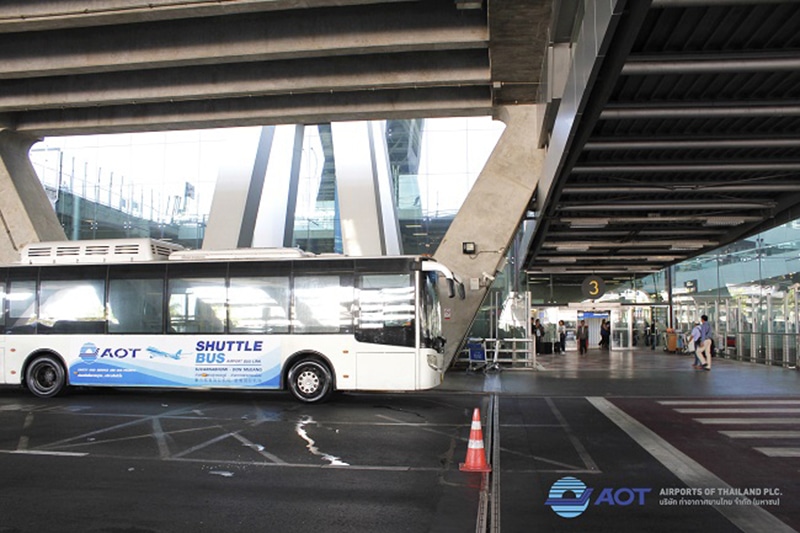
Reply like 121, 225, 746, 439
581, 275, 606, 299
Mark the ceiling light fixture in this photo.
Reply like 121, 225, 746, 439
565, 218, 610, 229
454, 0, 482, 8
704, 217, 747, 227
555, 244, 591, 252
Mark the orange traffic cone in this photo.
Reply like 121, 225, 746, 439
459, 407, 492, 472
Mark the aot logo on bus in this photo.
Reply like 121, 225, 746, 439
78, 343, 142, 361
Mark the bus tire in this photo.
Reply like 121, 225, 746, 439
25, 354, 67, 398
287, 358, 333, 403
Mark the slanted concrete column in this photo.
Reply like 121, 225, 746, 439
0, 129, 66, 262
253, 125, 304, 248
434, 105, 545, 365
331, 121, 401, 256
203, 126, 280, 250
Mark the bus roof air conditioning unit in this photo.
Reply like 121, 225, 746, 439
20, 238, 184, 264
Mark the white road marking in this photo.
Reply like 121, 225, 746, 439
754, 448, 800, 458
676, 408, 800, 414
589, 397, 797, 533
1, 450, 88, 457
720, 431, 800, 438
695, 418, 800, 425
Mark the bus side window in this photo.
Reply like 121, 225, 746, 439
228, 276, 290, 334
38, 279, 105, 334
108, 278, 164, 333
293, 275, 353, 334
6, 280, 37, 334
355, 274, 414, 347
168, 277, 225, 333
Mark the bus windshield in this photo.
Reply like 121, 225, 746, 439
420, 271, 444, 352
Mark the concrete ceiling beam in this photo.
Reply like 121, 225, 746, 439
0, 4, 487, 79
0, 0, 419, 33
0, 50, 489, 112
13, 86, 492, 136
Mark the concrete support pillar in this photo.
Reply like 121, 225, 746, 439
434, 105, 545, 364
331, 121, 401, 256
203, 127, 270, 249
205, 122, 400, 254
0, 130, 66, 262
253, 125, 304, 248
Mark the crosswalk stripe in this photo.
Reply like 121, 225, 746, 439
659, 400, 800, 406
665, 400, 800, 467
677, 408, 800, 414
695, 418, 800, 425
590, 397, 797, 533
720, 430, 800, 438
753, 447, 800, 458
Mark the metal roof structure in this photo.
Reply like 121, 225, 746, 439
525, 0, 800, 293
1, 0, 799, 291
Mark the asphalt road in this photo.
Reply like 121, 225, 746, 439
0, 388, 486, 533
3, 351, 800, 533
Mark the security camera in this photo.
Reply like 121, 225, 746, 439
481, 271, 495, 282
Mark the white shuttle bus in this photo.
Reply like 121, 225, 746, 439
0, 239, 462, 403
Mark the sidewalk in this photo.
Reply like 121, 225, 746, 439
441, 348, 800, 397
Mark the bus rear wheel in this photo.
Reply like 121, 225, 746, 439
287, 359, 333, 403
26, 355, 66, 398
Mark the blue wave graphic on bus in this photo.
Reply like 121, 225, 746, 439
146, 346, 182, 360
78, 343, 99, 364
69, 359, 281, 389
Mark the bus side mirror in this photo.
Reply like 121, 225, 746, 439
445, 279, 465, 299
434, 336, 446, 352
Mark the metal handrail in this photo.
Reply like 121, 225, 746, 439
457, 337, 536, 369
717, 331, 798, 368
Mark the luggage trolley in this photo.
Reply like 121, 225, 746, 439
466, 338, 488, 373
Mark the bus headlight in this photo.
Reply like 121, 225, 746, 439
427, 353, 444, 371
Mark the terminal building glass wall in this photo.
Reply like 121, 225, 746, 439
29, 118, 504, 255
599, 220, 800, 367
668, 220, 800, 367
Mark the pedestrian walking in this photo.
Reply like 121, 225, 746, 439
690, 322, 707, 370
649, 321, 658, 350
600, 319, 611, 351
577, 320, 589, 355
533, 318, 545, 355
698, 314, 713, 370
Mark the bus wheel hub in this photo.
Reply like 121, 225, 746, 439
297, 371, 319, 393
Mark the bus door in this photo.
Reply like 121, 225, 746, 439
355, 272, 417, 390
2, 276, 39, 384
355, 350, 416, 390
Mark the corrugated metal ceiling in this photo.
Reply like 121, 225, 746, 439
525, 1, 800, 294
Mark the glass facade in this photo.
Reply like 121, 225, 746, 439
30, 118, 504, 254
590, 220, 800, 367
30, 129, 228, 248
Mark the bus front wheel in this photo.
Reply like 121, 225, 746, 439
287, 359, 333, 403
25, 355, 67, 398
